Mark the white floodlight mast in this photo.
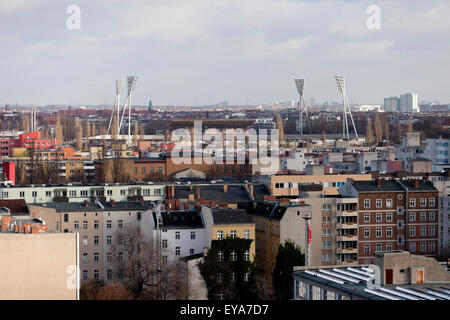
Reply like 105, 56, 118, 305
107, 80, 125, 136
335, 75, 359, 141
118, 76, 137, 144
295, 79, 311, 136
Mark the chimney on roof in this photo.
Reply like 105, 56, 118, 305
111, 199, 115, 206
223, 184, 228, 193
376, 178, 382, 187
249, 184, 254, 198
196, 186, 201, 199
414, 179, 419, 187
83, 199, 89, 207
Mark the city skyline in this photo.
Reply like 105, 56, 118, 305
1, 1, 450, 106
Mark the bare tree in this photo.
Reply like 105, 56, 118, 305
111, 226, 189, 300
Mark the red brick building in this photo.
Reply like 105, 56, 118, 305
341, 179, 438, 264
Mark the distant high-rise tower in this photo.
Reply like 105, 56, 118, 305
148, 100, 153, 111
400, 93, 418, 113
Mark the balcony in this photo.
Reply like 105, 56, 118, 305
336, 210, 358, 217
336, 247, 358, 254
336, 234, 358, 242
336, 222, 358, 229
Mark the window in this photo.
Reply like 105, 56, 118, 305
322, 241, 331, 249
386, 213, 393, 222
397, 206, 404, 215
419, 212, 426, 221
74, 221, 79, 229
162, 239, 168, 248
175, 231, 180, 240
420, 226, 427, 237
175, 246, 180, 256
386, 243, 393, 251
118, 252, 123, 262
134, 167, 138, 174
244, 229, 250, 239
231, 251, 237, 261
322, 253, 331, 262
429, 212, 435, 221
217, 251, 223, 261
420, 242, 426, 252
410, 213, 416, 222
376, 199, 382, 208
429, 198, 435, 207
231, 273, 236, 282
162, 256, 167, 265
83, 270, 88, 280
69, 190, 76, 197
190, 248, 194, 255
376, 213, 382, 222
94, 220, 99, 229
46, 191, 52, 197
322, 204, 331, 211
106, 269, 112, 280
94, 270, 99, 280
83, 236, 88, 246
420, 198, 427, 207
322, 229, 331, 237
397, 236, 404, 245
429, 241, 435, 252
94, 252, 99, 262
94, 236, 99, 246
386, 227, 392, 238
107, 220, 112, 229
83, 221, 88, 229
364, 228, 370, 238
55, 221, 59, 230
244, 273, 250, 282
118, 220, 123, 229
217, 273, 223, 283
82, 253, 88, 263
230, 230, 236, 239
429, 226, 435, 237
376, 227, 382, 238
364, 244, 370, 254
376, 243, 382, 252
386, 199, 393, 208
217, 230, 223, 240
398, 194, 403, 200
364, 199, 370, 208
64, 214, 69, 223
107, 252, 112, 262
364, 213, 370, 223
410, 198, 416, 207
19, 191, 25, 197
410, 227, 416, 237
244, 250, 250, 261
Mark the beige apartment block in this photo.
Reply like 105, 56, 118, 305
268, 173, 372, 197
0, 232, 79, 300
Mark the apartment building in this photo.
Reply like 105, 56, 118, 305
339, 179, 439, 264
258, 172, 372, 197
247, 201, 312, 277
201, 205, 255, 262
28, 201, 153, 283
0, 182, 166, 203
293, 251, 450, 300
150, 209, 206, 264
0, 214, 79, 300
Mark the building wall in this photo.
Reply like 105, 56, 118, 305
211, 224, 256, 262
0, 232, 78, 300
270, 173, 372, 197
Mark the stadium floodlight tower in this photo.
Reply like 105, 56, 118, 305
335, 75, 359, 141
107, 79, 125, 137
294, 79, 311, 136
119, 75, 138, 144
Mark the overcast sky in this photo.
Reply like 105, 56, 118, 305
1, 0, 449, 106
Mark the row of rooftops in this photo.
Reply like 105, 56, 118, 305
350, 179, 438, 192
